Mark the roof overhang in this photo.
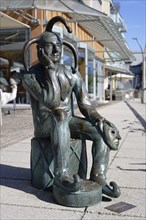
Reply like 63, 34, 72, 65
111, 73, 134, 79
0, 0, 105, 15
67, 15, 135, 62
0, 0, 135, 62
105, 64, 133, 75
0, 11, 30, 29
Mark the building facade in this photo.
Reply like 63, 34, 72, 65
0, 0, 135, 104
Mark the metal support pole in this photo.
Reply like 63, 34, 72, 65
93, 57, 96, 99
85, 47, 88, 91
109, 73, 113, 101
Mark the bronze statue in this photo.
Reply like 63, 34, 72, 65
22, 16, 121, 206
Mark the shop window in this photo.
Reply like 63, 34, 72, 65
0, 28, 29, 103
78, 49, 85, 80
0, 29, 29, 64
63, 50, 74, 67
96, 61, 104, 98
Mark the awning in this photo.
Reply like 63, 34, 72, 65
0, 11, 30, 29
0, 0, 105, 16
0, 0, 135, 61
111, 73, 134, 79
105, 64, 132, 75
73, 16, 135, 62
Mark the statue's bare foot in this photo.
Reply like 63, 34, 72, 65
90, 175, 121, 198
54, 172, 81, 192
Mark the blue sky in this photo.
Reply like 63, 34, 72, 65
114, 0, 146, 52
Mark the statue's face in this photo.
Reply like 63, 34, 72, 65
38, 32, 62, 63
103, 122, 121, 150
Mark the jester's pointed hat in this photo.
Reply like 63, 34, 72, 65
23, 16, 77, 72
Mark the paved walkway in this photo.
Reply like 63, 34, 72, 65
0, 99, 146, 220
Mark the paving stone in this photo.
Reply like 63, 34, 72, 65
1, 204, 84, 220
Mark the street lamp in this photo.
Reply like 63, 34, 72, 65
132, 37, 146, 104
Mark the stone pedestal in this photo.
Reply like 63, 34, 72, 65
31, 138, 102, 207
31, 138, 87, 190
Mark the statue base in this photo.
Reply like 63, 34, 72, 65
31, 138, 87, 190
53, 180, 102, 207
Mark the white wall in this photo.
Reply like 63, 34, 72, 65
81, 0, 102, 11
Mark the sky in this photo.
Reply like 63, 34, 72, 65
113, 0, 146, 52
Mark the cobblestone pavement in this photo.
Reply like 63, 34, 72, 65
0, 109, 34, 148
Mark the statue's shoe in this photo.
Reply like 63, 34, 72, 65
54, 173, 81, 192
90, 175, 121, 198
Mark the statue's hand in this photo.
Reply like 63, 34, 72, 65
38, 48, 55, 70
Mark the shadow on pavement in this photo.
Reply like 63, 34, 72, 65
0, 164, 113, 204
117, 166, 146, 172
125, 101, 146, 132
0, 164, 56, 205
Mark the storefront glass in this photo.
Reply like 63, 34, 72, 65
96, 61, 104, 99
63, 51, 74, 67
0, 28, 29, 67
78, 49, 85, 80
0, 28, 29, 103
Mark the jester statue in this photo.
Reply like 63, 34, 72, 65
22, 16, 121, 207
